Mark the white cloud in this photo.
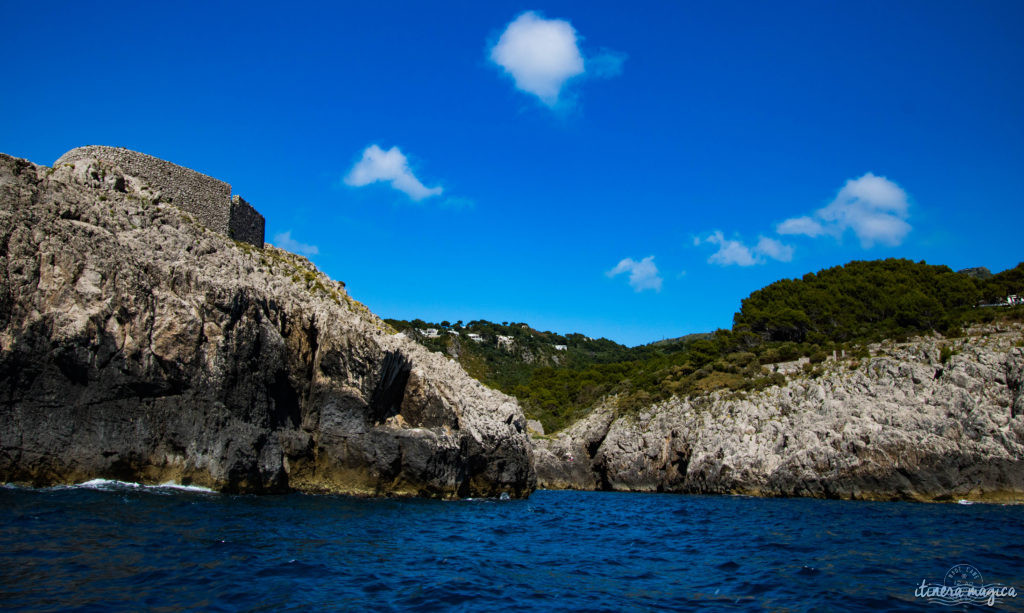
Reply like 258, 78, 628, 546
777, 172, 911, 247
344, 145, 442, 201
754, 236, 794, 262
703, 232, 757, 267
698, 231, 793, 267
775, 216, 825, 237
273, 231, 319, 257
489, 11, 622, 107
607, 256, 663, 292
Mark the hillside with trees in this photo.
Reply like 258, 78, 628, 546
735, 259, 990, 343
390, 259, 1024, 433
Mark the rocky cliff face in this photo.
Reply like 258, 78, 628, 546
534, 328, 1024, 502
0, 152, 535, 497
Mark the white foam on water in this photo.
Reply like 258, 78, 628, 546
3, 479, 216, 494
155, 481, 215, 493
78, 478, 141, 490
72, 479, 215, 493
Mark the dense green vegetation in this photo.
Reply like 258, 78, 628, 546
389, 259, 1024, 433
735, 259, 997, 342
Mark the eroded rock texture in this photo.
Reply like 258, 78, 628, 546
535, 331, 1024, 502
0, 153, 534, 497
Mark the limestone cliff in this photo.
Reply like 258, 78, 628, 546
0, 152, 535, 497
534, 327, 1024, 502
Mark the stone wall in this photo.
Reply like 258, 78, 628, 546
229, 196, 265, 247
54, 146, 264, 247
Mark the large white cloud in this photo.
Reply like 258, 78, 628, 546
489, 11, 622, 107
272, 231, 319, 257
777, 172, 911, 247
607, 256, 663, 292
699, 232, 794, 267
344, 145, 442, 201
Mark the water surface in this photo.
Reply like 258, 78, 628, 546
2, 483, 1022, 611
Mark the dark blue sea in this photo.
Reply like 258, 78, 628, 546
2, 482, 1022, 612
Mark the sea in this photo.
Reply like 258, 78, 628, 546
1, 482, 1022, 612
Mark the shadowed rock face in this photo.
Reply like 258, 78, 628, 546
370, 351, 413, 424
0, 152, 535, 498
534, 330, 1024, 503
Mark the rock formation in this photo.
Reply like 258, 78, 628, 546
0, 151, 535, 497
534, 328, 1024, 502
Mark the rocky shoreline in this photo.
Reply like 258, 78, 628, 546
0, 152, 535, 498
3, 149, 1022, 503
533, 327, 1024, 503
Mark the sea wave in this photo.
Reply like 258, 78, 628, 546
2, 479, 216, 494
79, 478, 216, 493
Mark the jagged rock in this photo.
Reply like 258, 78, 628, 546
957, 266, 994, 280
534, 330, 1024, 502
533, 407, 615, 490
0, 152, 535, 498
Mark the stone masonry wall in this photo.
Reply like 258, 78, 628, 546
54, 146, 264, 247
229, 195, 265, 247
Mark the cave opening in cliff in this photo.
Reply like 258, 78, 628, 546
369, 351, 412, 423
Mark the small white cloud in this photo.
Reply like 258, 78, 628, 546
776, 216, 825, 237
489, 11, 622, 107
754, 236, 794, 262
344, 145, 442, 201
607, 256, 662, 292
702, 231, 793, 267
705, 231, 757, 267
777, 172, 911, 247
273, 231, 319, 257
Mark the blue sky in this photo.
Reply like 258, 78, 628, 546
2, 1, 1022, 345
